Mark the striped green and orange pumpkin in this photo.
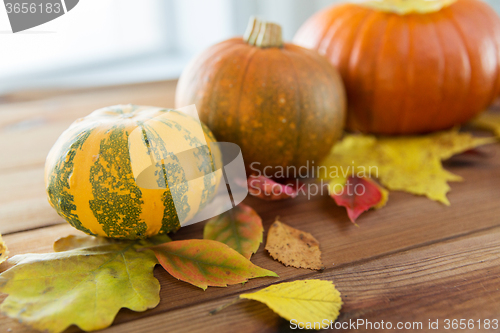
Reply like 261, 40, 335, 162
45, 105, 221, 239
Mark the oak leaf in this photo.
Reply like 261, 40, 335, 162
149, 239, 278, 290
265, 221, 324, 270
329, 176, 388, 223
204, 203, 263, 259
240, 280, 342, 325
0, 235, 167, 333
320, 129, 494, 205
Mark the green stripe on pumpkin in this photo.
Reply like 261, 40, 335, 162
141, 122, 184, 233
89, 126, 147, 239
46, 130, 95, 236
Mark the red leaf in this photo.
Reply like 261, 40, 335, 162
204, 203, 263, 259
247, 176, 302, 201
330, 176, 383, 223
148, 239, 277, 290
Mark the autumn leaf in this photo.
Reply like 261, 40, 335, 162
204, 203, 263, 259
240, 280, 342, 325
265, 221, 324, 270
329, 176, 388, 223
0, 233, 8, 265
149, 239, 278, 290
320, 129, 494, 205
471, 112, 500, 138
0, 235, 164, 333
248, 176, 302, 200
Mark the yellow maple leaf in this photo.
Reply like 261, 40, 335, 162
240, 280, 342, 326
471, 112, 500, 138
320, 129, 494, 205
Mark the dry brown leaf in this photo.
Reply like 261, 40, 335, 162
265, 221, 324, 271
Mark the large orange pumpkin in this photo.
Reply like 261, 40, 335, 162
294, 0, 500, 135
176, 17, 346, 174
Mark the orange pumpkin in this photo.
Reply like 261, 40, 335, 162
176, 17, 346, 174
294, 0, 500, 135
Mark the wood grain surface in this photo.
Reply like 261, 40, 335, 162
0, 81, 499, 333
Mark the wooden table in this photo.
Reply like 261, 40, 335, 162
1, 81, 500, 333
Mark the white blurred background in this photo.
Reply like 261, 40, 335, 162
1, 0, 500, 94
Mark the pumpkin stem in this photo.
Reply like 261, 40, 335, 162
243, 16, 283, 48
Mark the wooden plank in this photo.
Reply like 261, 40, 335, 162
1, 82, 500, 332
1, 155, 499, 251
1, 224, 494, 333
0, 80, 498, 239
93, 227, 500, 332
0, 81, 176, 105
0, 81, 177, 172
1, 136, 499, 237
0, 168, 63, 234
1, 214, 500, 332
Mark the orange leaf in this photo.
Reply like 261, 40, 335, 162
149, 240, 277, 290
265, 221, 324, 271
204, 204, 263, 259
330, 176, 387, 223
